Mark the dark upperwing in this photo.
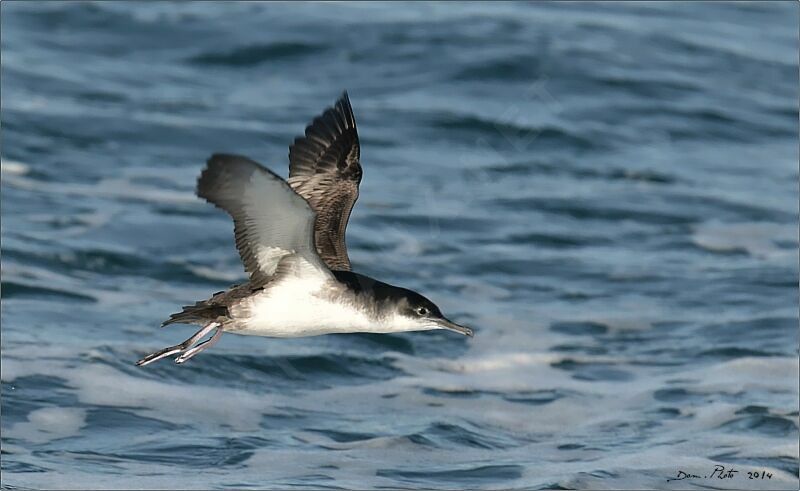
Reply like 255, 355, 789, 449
287, 91, 362, 271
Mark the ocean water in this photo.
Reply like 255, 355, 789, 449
1, 2, 798, 489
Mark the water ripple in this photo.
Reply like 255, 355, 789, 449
2, 1, 797, 489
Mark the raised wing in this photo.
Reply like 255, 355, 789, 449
288, 91, 361, 271
197, 154, 331, 284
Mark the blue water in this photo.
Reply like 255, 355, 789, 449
2, 2, 798, 489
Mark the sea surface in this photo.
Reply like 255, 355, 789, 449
1, 2, 798, 489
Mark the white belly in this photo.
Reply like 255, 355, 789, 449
232, 277, 375, 337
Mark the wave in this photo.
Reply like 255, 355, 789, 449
188, 42, 326, 66
1, 281, 96, 303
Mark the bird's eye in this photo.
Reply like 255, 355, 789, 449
416, 307, 429, 316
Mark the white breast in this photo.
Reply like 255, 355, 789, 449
232, 276, 375, 337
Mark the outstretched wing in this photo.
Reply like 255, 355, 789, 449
288, 91, 361, 271
197, 153, 331, 284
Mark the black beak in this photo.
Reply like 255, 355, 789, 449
433, 318, 474, 337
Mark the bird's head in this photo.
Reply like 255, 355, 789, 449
332, 271, 473, 337
390, 288, 474, 337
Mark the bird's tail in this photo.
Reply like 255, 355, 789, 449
161, 303, 227, 327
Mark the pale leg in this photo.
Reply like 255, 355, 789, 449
136, 322, 218, 367
175, 327, 223, 364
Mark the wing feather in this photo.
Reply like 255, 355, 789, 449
197, 154, 330, 283
288, 91, 361, 271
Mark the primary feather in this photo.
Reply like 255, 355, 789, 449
288, 91, 362, 271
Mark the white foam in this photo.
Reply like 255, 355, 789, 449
185, 264, 244, 282
7, 407, 86, 444
2, 173, 197, 205
1, 159, 30, 176
68, 364, 283, 431
696, 356, 799, 392
692, 220, 798, 261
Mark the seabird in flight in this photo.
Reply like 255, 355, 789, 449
137, 92, 472, 367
